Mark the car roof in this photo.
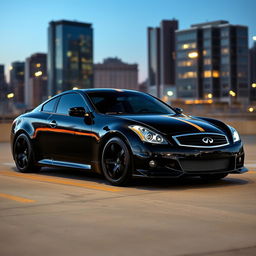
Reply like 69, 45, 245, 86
51, 88, 144, 98
80, 88, 141, 93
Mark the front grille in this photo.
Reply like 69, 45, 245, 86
173, 133, 229, 148
179, 158, 230, 172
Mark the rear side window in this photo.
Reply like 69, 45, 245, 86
56, 93, 86, 115
42, 97, 59, 113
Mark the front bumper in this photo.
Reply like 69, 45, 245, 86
131, 141, 247, 178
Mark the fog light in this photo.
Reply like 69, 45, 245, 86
149, 160, 157, 168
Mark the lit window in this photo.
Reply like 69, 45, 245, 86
188, 52, 198, 58
36, 63, 41, 68
178, 72, 197, 79
204, 71, 211, 78
212, 71, 219, 78
221, 48, 229, 54
229, 90, 236, 97
181, 43, 196, 49
35, 71, 42, 77
177, 60, 194, 67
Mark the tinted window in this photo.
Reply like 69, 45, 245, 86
56, 93, 86, 115
87, 91, 175, 115
42, 97, 59, 113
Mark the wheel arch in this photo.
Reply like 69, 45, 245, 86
12, 129, 32, 157
95, 130, 134, 174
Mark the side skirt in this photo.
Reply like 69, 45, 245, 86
38, 159, 91, 170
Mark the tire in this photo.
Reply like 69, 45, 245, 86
200, 173, 228, 181
13, 133, 41, 173
101, 137, 132, 186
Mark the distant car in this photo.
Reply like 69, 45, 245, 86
11, 89, 247, 185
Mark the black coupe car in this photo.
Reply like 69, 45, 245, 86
11, 89, 247, 185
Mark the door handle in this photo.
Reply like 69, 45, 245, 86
49, 120, 57, 128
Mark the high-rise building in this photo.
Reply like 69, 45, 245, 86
48, 20, 93, 97
249, 37, 256, 103
0, 65, 5, 88
176, 21, 249, 104
147, 19, 178, 98
25, 53, 47, 108
94, 58, 138, 90
10, 62, 25, 104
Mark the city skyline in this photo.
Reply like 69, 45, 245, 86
1, 0, 256, 83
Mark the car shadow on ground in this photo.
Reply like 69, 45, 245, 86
12, 166, 251, 191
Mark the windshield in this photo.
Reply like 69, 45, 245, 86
86, 91, 176, 115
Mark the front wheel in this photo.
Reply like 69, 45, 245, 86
101, 137, 132, 186
200, 173, 228, 181
13, 133, 41, 173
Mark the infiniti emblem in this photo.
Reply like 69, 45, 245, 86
202, 137, 214, 144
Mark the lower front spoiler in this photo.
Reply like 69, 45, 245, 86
133, 166, 248, 179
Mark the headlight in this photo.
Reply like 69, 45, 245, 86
129, 125, 167, 144
229, 126, 240, 142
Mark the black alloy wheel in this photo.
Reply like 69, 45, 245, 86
101, 137, 132, 186
14, 134, 40, 173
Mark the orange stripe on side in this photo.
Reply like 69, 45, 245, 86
33, 128, 99, 140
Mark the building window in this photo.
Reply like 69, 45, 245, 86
221, 38, 229, 46
177, 32, 197, 41
221, 48, 229, 54
203, 70, 219, 78
177, 42, 196, 50
204, 58, 211, 65
203, 39, 211, 48
221, 71, 229, 77
221, 28, 229, 37
178, 72, 197, 79
177, 60, 195, 67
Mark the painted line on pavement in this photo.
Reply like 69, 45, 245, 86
0, 171, 122, 192
0, 192, 35, 203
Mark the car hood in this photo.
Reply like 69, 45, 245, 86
118, 114, 224, 135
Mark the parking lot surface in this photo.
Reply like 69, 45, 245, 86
0, 136, 255, 256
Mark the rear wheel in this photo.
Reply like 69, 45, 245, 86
200, 173, 228, 181
13, 133, 40, 173
101, 137, 132, 186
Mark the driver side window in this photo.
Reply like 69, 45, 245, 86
56, 93, 87, 115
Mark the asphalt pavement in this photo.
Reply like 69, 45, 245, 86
0, 135, 255, 256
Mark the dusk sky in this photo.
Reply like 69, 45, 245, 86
1, 0, 256, 82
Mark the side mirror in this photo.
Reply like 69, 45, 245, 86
174, 107, 183, 114
69, 107, 86, 117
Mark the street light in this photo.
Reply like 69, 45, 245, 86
207, 93, 213, 99
248, 107, 254, 113
252, 83, 256, 88
167, 90, 173, 96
